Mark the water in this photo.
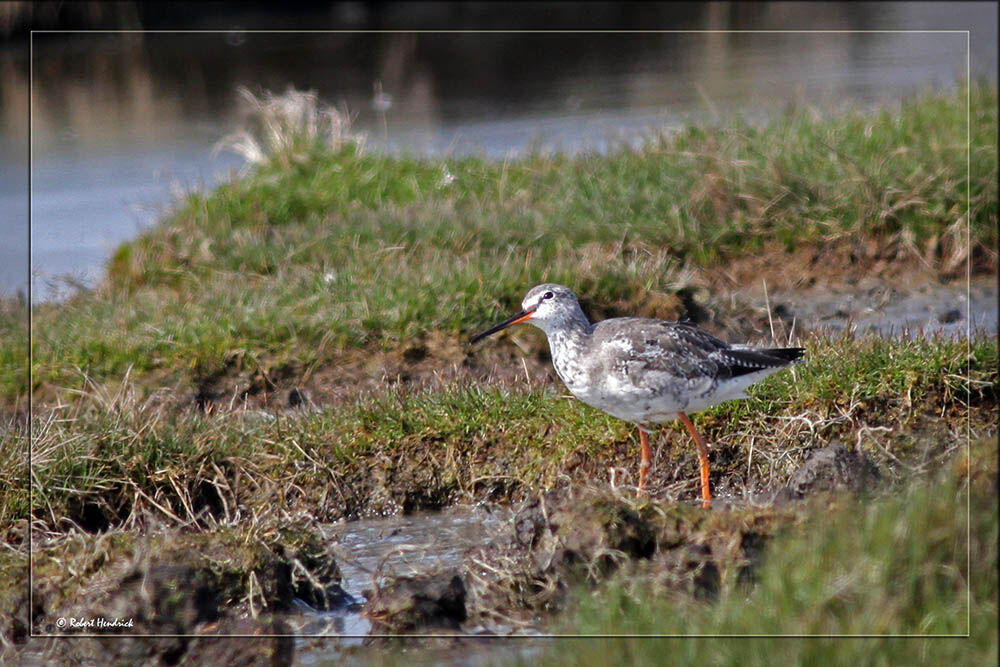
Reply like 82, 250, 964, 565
5, 3, 996, 300
289, 505, 529, 665
769, 278, 999, 340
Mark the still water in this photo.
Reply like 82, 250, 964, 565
3, 3, 996, 299
289, 505, 552, 665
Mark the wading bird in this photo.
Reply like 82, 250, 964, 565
471, 284, 804, 507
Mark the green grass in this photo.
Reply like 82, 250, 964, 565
6, 82, 996, 404
0, 418, 26, 543
20, 333, 996, 533
535, 438, 997, 666
0, 298, 26, 409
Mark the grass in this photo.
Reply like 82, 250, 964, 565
28, 522, 334, 621
3, 81, 997, 661
19, 332, 996, 536
533, 437, 997, 666
6, 82, 996, 404
0, 298, 26, 411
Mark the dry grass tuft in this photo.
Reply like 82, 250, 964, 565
215, 86, 363, 170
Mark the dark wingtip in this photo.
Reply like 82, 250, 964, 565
765, 347, 806, 362
718, 346, 805, 379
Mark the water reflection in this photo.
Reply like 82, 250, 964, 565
25, 30, 975, 154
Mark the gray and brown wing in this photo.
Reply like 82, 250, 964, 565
591, 318, 803, 392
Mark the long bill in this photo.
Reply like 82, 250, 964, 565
469, 308, 535, 344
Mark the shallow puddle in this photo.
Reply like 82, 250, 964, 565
760, 278, 997, 340
291, 504, 536, 665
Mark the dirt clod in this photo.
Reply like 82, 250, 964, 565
365, 571, 467, 633
777, 441, 882, 502
461, 486, 787, 629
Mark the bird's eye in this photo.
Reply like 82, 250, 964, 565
543, 291, 554, 300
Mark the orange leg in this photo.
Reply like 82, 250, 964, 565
678, 411, 712, 508
637, 427, 652, 497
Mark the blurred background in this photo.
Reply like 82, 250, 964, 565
1, 1, 996, 300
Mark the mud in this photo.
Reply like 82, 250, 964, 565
321, 444, 880, 641
365, 571, 467, 633
752, 276, 998, 341
459, 486, 772, 632
0, 438, 974, 665
775, 441, 881, 502
7, 525, 350, 664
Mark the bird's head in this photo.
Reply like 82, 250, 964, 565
470, 283, 584, 342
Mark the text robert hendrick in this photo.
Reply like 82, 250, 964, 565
56, 616, 135, 630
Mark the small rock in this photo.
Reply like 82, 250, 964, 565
777, 441, 881, 502
402, 344, 428, 363
187, 616, 294, 665
938, 308, 962, 324
365, 571, 467, 632
288, 387, 307, 407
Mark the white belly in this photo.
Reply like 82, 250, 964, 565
557, 358, 779, 425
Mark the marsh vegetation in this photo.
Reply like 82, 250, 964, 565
2, 82, 996, 664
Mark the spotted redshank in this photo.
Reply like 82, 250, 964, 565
470, 284, 805, 507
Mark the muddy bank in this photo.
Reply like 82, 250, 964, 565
748, 276, 998, 341
324, 442, 882, 639
3, 441, 878, 642
6, 437, 992, 664
4, 523, 352, 664
460, 442, 882, 632
317, 436, 987, 654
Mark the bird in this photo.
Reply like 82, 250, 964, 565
470, 283, 805, 507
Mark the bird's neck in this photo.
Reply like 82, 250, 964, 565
545, 316, 592, 353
